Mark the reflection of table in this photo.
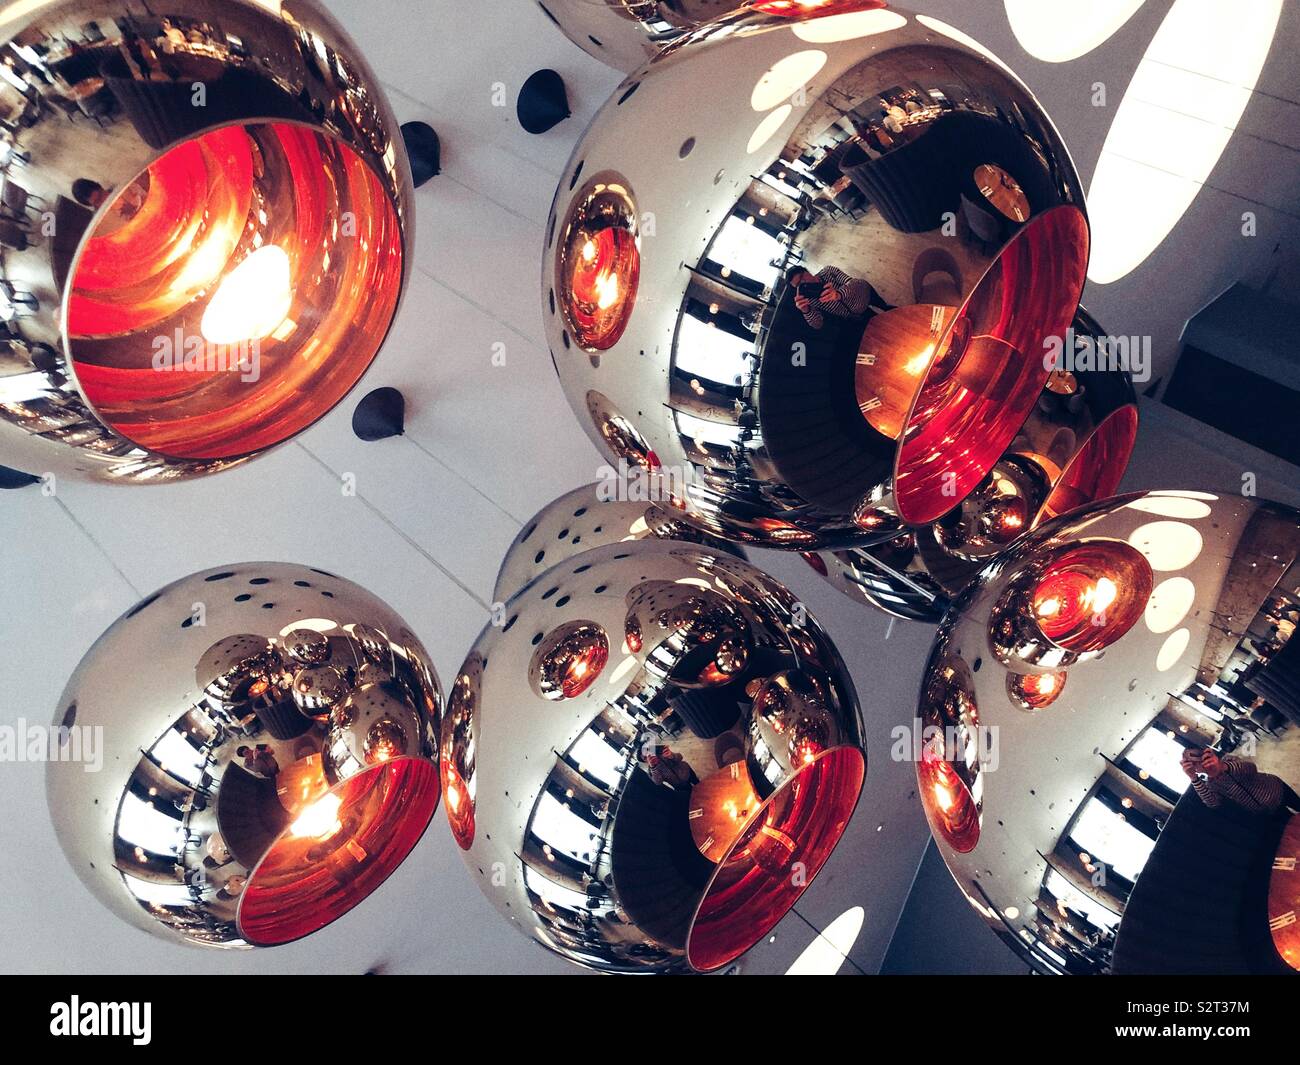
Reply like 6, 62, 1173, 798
1268, 815, 1300, 971
855, 303, 956, 439
688, 761, 760, 862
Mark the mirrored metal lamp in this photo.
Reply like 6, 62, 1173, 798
47, 563, 441, 948
918, 491, 1300, 975
443, 538, 865, 972
541, 3, 1090, 550
0, 0, 414, 482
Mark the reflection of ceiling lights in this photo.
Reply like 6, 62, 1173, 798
791, 9, 908, 43
1004, 0, 1147, 63
750, 50, 828, 111
1087, 0, 1282, 283
1127, 520, 1205, 571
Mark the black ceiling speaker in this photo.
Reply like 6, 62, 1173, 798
0, 465, 39, 489
352, 387, 406, 441
401, 121, 441, 187
517, 69, 569, 134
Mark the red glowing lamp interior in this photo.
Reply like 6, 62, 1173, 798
66, 122, 404, 461
1030, 541, 1153, 654
1009, 670, 1067, 711
894, 206, 1089, 525
238, 758, 438, 946
564, 226, 639, 350
687, 745, 863, 972
918, 754, 980, 852
1041, 405, 1139, 521
443, 762, 476, 851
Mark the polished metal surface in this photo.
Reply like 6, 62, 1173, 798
814, 307, 1137, 621
919, 492, 1300, 974
0, 0, 413, 482
46, 563, 441, 948
542, 4, 1089, 550
534, 0, 738, 71
492, 480, 745, 603
443, 538, 865, 972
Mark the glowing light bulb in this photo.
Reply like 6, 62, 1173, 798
594, 272, 621, 310
581, 239, 597, 262
1091, 577, 1119, 615
289, 791, 342, 840
1037, 596, 1061, 618
200, 244, 292, 345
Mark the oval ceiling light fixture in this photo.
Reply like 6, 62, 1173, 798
443, 537, 865, 972
1004, 0, 1148, 63
0, 0, 414, 482
542, 4, 1090, 552
1086, 0, 1282, 284
47, 565, 441, 948
918, 492, 1300, 974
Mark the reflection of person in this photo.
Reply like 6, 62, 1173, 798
788, 266, 875, 330
647, 746, 697, 790
1181, 748, 1300, 815
236, 744, 280, 778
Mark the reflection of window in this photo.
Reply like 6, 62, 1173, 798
705, 216, 783, 289
1126, 727, 1191, 795
122, 872, 195, 907
568, 729, 624, 790
524, 864, 591, 913
676, 314, 753, 383
674, 409, 745, 450
117, 792, 186, 856
531, 792, 596, 863
1044, 868, 1121, 931
1069, 797, 1156, 882
150, 727, 205, 787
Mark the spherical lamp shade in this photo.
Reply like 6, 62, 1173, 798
541, 4, 1089, 550
443, 538, 864, 972
918, 492, 1300, 975
534, 0, 740, 71
0, 1, 413, 482
47, 564, 441, 948
492, 481, 746, 604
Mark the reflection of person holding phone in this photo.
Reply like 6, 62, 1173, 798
1181, 747, 1300, 815
788, 266, 876, 330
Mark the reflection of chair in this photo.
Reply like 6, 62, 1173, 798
1112, 791, 1290, 974
910, 247, 962, 305
0, 219, 28, 251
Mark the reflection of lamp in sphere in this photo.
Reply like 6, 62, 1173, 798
0, 0, 413, 482
46, 564, 441, 948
